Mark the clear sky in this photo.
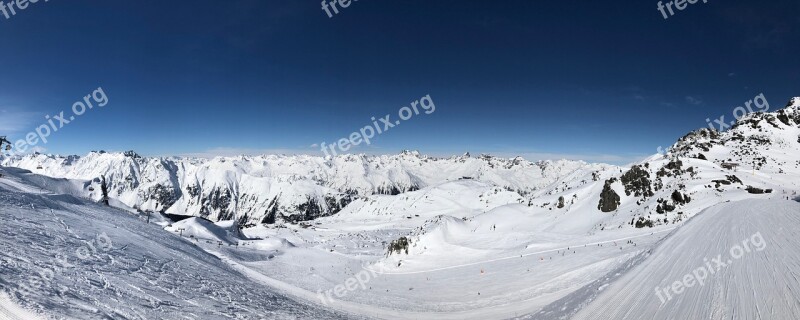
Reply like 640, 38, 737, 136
0, 0, 798, 164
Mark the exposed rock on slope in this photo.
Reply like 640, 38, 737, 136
584, 97, 800, 229
598, 179, 621, 212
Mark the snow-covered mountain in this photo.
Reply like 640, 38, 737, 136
2, 98, 800, 320
523, 97, 800, 231
1, 151, 609, 225
344, 98, 800, 280
2, 98, 799, 234
670, 97, 800, 172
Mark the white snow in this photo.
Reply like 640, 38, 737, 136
164, 217, 243, 245
0, 292, 44, 320
1, 151, 611, 224
1, 99, 799, 319
0, 167, 356, 320
569, 199, 800, 320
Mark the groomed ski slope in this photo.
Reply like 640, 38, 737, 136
564, 199, 800, 320
0, 167, 357, 320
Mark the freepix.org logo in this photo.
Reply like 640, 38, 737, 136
3, 87, 109, 157
321, 0, 360, 18
654, 232, 766, 305
0, 0, 50, 21
319, 94, 435, 158
657, 0, 710, 20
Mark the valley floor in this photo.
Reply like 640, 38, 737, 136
205, 223, 674, 319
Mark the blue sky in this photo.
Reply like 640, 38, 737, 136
0, 0, 798, 164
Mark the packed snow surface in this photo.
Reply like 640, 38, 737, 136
569, 199, 800, 320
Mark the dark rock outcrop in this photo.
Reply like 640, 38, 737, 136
621, 165, 654, 198
388, 237, 411, 255
598, 179, 621, 213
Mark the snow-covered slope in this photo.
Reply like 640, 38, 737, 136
0, 166, 356, 320
318, 180, 526, 229
164, 217, 246, 245
520, 98, 800, 234
1, 292, 44, 320
566, 199, 800, 320
670, 97, 800, 179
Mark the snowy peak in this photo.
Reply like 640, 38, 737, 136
582, 97, 800, 229
4, 97, 798, 231
669, 98, 800, 160
788, 96, 800, 108
2, 151, 596, 225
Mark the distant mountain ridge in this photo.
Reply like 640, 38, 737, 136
3, 97, 799, 230
1, 150, 601, 225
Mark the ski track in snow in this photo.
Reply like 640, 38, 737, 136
565, 199, 800, 320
